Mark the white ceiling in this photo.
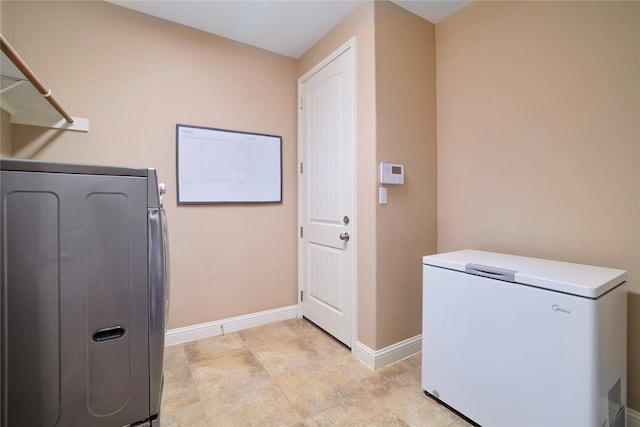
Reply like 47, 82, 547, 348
107, 1, 472, 58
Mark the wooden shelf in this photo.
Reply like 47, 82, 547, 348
0, 34, 89, 132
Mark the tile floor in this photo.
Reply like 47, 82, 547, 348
161, 318, 472, 426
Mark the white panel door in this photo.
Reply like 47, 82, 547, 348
298, 40, 355, 347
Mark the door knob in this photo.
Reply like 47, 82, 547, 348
339, 232, 350, 242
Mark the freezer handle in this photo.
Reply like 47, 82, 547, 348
465, 263, 516, 282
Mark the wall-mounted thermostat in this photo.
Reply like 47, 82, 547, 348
380, 162, 404, 184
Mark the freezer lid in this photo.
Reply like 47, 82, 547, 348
423, 250, 626, 298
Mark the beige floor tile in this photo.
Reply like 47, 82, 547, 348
389, 364, 422, 389
372, 370, 459, 427
201, 379, 303, 426
161, 364, 201, 413
305, 392, 408, 426
161, 320, 465, 427
337, 351, 413, 390
281, 318, 348, 356
161, 401, 212, 427
403, 352, 422, 371
163, 344, 190, 371
238, 321, 299, 348
279, 318, 311, 333
183, 332, 245, 364
272, 353, 362, 418
250, 338, 319, 377
449, 416, 476, 427
190, 349, 271, 402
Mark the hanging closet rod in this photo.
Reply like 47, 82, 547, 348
0, 33, 74, 124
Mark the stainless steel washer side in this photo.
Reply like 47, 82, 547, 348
1, 159, 167, 427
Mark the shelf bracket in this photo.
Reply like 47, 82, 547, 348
0, 33, 89, 132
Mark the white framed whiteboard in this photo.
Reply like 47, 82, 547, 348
176, 124, 282, 204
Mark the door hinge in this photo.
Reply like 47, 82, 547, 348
300, 290, 303, 302
300, 226, 303, 238
299, 98, 303, 110
300, 162, 303, 174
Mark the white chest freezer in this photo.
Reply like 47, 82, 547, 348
422, 250, 627, 427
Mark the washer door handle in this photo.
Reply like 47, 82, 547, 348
93, 325, 125, 342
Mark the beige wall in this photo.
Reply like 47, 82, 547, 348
0, 110, 10, 157
0, 0, 9, 40
297, 1, 379, 348
2, 1, 298, 329
374, 1, 437, 348
436, 0, 640, 410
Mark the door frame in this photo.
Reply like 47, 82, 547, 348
297, 37, 358, 348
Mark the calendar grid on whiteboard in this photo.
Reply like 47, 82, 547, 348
176, 124, 282, 204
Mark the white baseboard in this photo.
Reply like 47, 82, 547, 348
165, 305, 299, 346
352, 334, 421, 370
629, 407, 640, 427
